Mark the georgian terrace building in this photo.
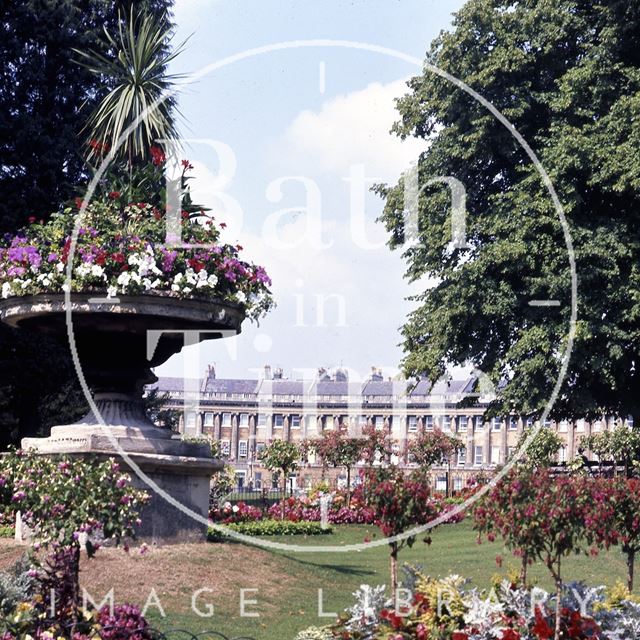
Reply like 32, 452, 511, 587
150, 365, 633, 492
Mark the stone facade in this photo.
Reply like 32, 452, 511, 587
151, 365, 633, 493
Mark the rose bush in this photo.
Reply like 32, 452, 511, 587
209, 500, 263, 524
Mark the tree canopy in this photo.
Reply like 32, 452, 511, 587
378, 0, 640, 422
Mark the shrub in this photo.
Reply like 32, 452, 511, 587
0, 556, 34, 616
97, 603, 153, 640
208, 519, 332, 538
293, 626, 334, 640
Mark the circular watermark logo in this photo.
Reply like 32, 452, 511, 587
66, 39, 577, 553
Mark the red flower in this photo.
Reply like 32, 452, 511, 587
501, 629, 520, 640
181, 159, 193, 169
108, 191, 121, 199
452, 633, 468, 640
532, 606, 554, 639
27, 216, 36, 224
150, 146, 166, 166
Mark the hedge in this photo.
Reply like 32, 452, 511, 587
208, 519, 332, 538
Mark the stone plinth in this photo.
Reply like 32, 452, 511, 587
0, 293, 245, 545
21, 394, 222, 543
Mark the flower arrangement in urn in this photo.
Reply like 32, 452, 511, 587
0, 147, 273, 321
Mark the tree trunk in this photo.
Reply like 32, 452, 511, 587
390, 543, 398, 595
520, 552, 528, 587
281, 469, 287, 520
552, 556, 562, 640
346, 466, 351, 503
627, 548, 636, 592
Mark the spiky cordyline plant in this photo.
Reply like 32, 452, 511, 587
76, 9, 184, 165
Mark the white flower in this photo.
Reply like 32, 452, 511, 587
117, 272, 131, 287
232, 505, 239, 513
74, 264, 91, 278
91, 264, 104, 278
171, 283, 180, 292
2, 282, 12, 298
20, 279, 32, 289
207, 274, 219, 288
150, 278, 162, 289
107, 286, 118, 298
173, 273, 183, 284
236, 291, 247, 304
56, 262, 65, 273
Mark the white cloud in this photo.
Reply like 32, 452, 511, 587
276, 79, 428, 181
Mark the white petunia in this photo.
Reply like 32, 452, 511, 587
107, 286, 118, 298
2, 282, 12, 298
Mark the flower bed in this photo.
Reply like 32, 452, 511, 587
208, 491, 378, 526
295, 571, 640, 639
209, 500, 263, 524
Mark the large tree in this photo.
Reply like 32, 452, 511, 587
378, 0, 640, 422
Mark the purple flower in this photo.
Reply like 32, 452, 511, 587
47, 252, 58, 263
160, 249, 177, 273
255, 266, 271, 285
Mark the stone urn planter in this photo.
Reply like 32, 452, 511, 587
0, 292, 245, 543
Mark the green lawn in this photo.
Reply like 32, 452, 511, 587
145, 518, 630, 640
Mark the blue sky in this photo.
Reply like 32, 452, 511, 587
156, 0, 467, 383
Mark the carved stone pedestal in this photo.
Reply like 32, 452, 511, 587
0, 293, 244, 544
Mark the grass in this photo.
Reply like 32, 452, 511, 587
0, 519, 632, 640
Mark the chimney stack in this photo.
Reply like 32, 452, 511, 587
264, 364, 272, 380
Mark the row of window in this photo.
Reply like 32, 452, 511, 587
188, 412, 632, 431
